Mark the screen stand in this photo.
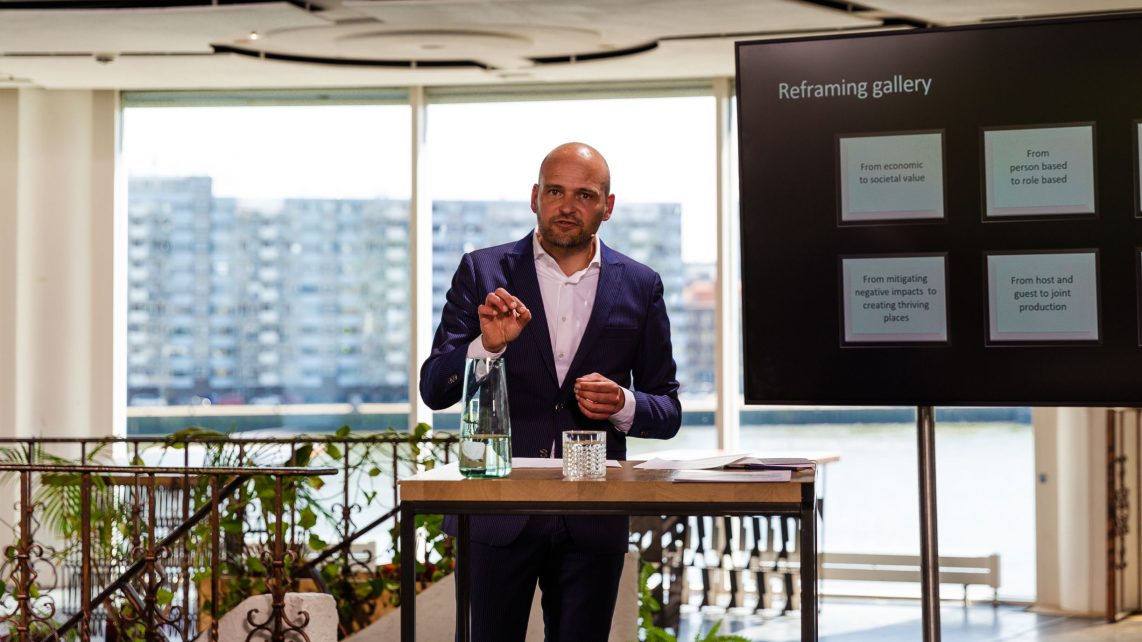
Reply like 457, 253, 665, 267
917, 405, 941, 641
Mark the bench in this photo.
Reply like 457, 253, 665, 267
820, 552, 1001, 606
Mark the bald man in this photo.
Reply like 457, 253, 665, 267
420, 142, 681, 641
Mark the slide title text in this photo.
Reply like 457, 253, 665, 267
777, 75, 933, 100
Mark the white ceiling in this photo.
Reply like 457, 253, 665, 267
1, 0, 1140, 90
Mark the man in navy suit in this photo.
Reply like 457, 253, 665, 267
420, 142, 681, 641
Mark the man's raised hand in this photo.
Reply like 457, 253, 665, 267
478, 287, 532, 352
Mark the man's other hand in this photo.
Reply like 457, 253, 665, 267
574, 373, 626, 420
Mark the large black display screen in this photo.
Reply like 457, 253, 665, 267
736, 15, 1142, 406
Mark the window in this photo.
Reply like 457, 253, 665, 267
427, 95, 717, 412
122, 102, 411, 420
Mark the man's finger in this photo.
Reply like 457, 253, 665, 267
577, 399, 609, 420
575, 381, 614, 395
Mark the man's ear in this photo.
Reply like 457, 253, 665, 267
604, 193, 615, 220
531, 184, 540, 213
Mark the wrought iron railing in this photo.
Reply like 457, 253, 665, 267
0, 432, 459, 642
0, 463, 337, 642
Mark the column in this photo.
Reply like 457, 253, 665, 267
1033, 407, 1110, 615
0, 88, 120, 441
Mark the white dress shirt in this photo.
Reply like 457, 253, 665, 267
466, 231, 636, 432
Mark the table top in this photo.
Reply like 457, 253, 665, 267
399, 460, 813, 506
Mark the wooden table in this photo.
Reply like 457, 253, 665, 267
399, 461, 818, 641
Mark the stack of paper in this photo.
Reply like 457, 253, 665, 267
673, 469, 791, 483
630, 451, 815, 482
633, 453, 749, 470
722, 457, 815, 472
633, 454, 815, 472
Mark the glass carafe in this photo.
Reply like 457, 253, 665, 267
459, 357, 512, 478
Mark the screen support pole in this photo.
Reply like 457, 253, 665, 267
917, 405, 941, 641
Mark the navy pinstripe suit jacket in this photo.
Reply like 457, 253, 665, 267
419, 233, 681, 551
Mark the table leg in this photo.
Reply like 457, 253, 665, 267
800, 483, 818, 641
458, 514, 471, 642
401, 504, 416, 642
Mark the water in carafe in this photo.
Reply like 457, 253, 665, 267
459, 357, 512, 478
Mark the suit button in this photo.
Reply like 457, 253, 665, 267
447, 374, 458, 384
554, 402, 564, 411
539, 448, 549, 457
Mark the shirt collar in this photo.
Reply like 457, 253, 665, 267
532, 229, 602, 269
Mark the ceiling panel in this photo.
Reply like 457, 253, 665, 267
0, 4, 324, 53
0, 0, 1136, 89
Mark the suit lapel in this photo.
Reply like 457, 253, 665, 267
563, 243, 624, 392
503, 238, 558, 386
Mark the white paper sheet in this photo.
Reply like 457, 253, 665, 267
673, 469, 792, 483
633, 453, 749, 470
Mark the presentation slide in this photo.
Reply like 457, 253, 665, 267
983, 124, 1096, 218
986, 252, 1100, 342
841, 255, 948, 343
738, 16, 1142, 405
838, 131, 945, 222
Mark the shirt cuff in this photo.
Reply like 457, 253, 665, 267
466, 336, 506, 360
609, 389, 637, 433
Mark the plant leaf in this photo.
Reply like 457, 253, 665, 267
246, 556, 267, 574
308, 533, 328, 551
298, 506, 317, 530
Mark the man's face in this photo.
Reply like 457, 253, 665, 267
531, 152, 615, 251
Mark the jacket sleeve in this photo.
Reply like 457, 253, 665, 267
627, 272, 682, 440
419, 253, 482, 410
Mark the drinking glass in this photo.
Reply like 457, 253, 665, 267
562, 430, 606, 480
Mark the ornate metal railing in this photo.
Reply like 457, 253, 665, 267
0, 463, 337, 642
0, 432, 459, 641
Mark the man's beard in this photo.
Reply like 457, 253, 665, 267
540, 217, 593, 249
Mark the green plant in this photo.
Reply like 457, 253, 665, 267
0, 442, 119, 554
166, 422, 454, 632
380, 422, 453, 607
692, 621, 749, 642
636, 562, 749, 642
638, 562, 677, 642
